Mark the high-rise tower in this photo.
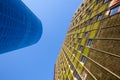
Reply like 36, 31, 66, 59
0, 0, 42, 54
55, 0, 120, 80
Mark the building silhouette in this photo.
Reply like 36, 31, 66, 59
0, 0, 42, 54
55, 0, 120, 80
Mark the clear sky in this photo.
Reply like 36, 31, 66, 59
0, 0, 82, 80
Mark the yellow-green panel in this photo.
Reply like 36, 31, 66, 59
89, 3, 94, 9
79, 21, 82, 25
73, 59, 77, 67
76, 30, 80, 33
76, 52, 81, 60
71, 48, 74, 53
74, 38, 77, 43
97, 3, 107, 14
91, 0, 96, 4
79, 29, 82, 33
81, 27, 85, 32
68, 72, 73, 80
91, 11, 96, 18
81, 38, 86, 45
71, 55, 75, 61
86, 25, 91, 31
60, 72, 63, 76
83, 47, 90, 56
74, 58, 78, 65
84, 14, 87, 19
89, 30, 98, 38
75, 44, 79, 50
79, 33, 83, 38
92, 21, 100, 30
74, 34, 77, 38
66, 69, 69, 75
93, 4, 99, 11
77, 63, 83, 74
76, 24, 79, 27
71, 42, 73, 46
67, 52, 71, 58
85, 15, 90, 21
81, 20, 84, 23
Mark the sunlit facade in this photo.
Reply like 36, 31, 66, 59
55, 0, 120, 80
0, 0, 42, 54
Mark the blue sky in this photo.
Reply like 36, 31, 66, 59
0, 0, 82, 80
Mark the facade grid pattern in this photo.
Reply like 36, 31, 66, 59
0, 0, 42, 54
55, 0, 120, 80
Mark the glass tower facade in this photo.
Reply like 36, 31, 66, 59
0, 0, 42, 54
55, 0, 120, 80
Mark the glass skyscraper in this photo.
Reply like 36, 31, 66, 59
0, 0, 42, 54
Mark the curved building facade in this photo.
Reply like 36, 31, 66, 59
0, 0, 42, 54
55, 0, 120, 80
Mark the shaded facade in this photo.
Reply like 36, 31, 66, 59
55, 0, 120, 80
0, 0, 42, 54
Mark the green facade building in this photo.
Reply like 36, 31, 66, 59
55, 0, 120, 80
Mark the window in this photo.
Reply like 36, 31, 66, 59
66, 77, 68, 80
79, 24, 82, 29
73, 50, 77, 56
79, 16, 82, 20
79, 46, 83, 52
86, 8, 89, 13
89, 18, 93, 24
96, 0, 101, 4
84, 32, 89, 38
73, 43, 76, 47
70, 65, 75, 73
81, 3, 84, 7
77, 33, 79, 37
78, 38, 81, 43
110, 6, 120, 16
104, 0, 109, 3
81, 71, 88, 80
88, 9, 92, 15
87, 39, 93, 46
0, 3, 4, 13
97, 14, 102, 21
89, 0, 92, 2
75, 19, 78, 23
81, 56, 87, 64
75, 73, 80, 79
84, 21, 87, 26
85, 3, 88, 7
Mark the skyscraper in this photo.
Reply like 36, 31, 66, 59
0, 0, 42, 54
55, 0, 120, 80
